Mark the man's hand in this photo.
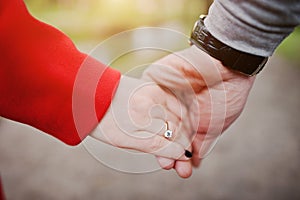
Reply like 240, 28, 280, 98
143, 45, 255, 169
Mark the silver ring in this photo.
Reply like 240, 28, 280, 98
164, 122, 173, 139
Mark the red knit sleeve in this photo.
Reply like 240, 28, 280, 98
0, 0, 121, 145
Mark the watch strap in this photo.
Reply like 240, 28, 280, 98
190, 16, 268, 76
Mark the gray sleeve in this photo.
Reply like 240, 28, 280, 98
204, 0, 300, 57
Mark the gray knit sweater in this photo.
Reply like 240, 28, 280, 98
205, 0, 300, 57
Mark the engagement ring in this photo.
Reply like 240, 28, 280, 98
164, 122, 173, 139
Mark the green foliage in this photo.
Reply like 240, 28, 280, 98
276, 26, 300, 67
24, 0, 300, 67
24, 0, 207, 42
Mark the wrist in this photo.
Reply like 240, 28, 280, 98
189, 45, 255, 81
190, 15, 268, 76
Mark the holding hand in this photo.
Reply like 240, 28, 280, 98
91, 75, 193, 164
143, 45, 255, 169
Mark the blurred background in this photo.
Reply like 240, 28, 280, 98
24, 0, 211, 43
22, 0, 300, 66
0, 0, 299, 199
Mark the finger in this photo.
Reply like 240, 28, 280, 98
143, 52, 207, 93
141, 100, 181, 136
127, 133, 190, 161
192, 156, 201, 168
191, 133, 210, 167
142, 56, 195, 91
171, 121, 192, 150
149, 105, 181, 131
136, 118, 165, 136
92, 120, 189, 161
191, 139, 201, 168
164, 88, 185, 120
156, 120, 178, 141
137, 119, 179, 142
174, 160, 193, 178
174, 138, 193, 178
156, 156, 175, 170
164, 95, 195, 149
93, 111, 190, 161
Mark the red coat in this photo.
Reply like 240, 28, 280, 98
0, 0, 121, 145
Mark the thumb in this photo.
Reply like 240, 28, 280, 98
142, 52, 206, 94
143, 61, 192, 91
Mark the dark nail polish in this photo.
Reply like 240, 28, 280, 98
185, 150, 193, 158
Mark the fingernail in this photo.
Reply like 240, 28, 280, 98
185, 150, 193, 158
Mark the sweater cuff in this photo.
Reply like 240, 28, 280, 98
205, 0, 299, 57
71, 58, 121, 145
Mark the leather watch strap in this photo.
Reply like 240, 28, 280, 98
190, 15, 268, 76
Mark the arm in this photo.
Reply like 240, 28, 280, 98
0, 0, 120, 145
0, 0, 191, 161
205, 0, 300, 56
143, 0, 300, 172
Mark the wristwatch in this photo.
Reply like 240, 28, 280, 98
190, 15, 268, 76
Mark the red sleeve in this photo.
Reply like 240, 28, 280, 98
0, 0, 121, 145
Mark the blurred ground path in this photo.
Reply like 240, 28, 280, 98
0, 54, 299, 200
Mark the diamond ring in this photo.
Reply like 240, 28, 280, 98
164, 122, 173, 139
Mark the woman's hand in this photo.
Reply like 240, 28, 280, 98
90, 75, 192, 162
